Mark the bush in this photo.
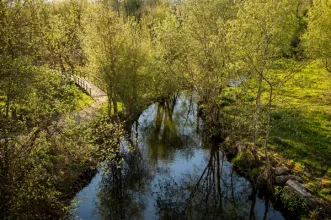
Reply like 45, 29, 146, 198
232, 150, 256, 173
274, 186, 308, 215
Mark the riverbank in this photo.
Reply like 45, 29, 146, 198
209, 61, 331, 219
0, 74, 115, 219
220, 137, 331, 219
269, 61, 331, 204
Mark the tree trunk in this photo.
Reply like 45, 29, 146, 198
11, 107, 17, 120
253, 73, 263, 161
265, 84, 273, 186
5, 100, 9, 118
107, 87, 112, 118
113, 97, 118, 116
326, 58, 331, 73
5, 76, 12, 118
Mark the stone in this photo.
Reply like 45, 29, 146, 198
285, 179, 310, 198
275, 166, 290, 176
293, 176, 303, 183
285, 179, 318, 208
275, 175, 293, 184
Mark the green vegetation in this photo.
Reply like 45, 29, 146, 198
1, 0, 331, 218
270, 61, 331, 202
274, 186, 308, 214
223, 61, 331, 203
75, 90, 94, 110
232, 151, 256, 174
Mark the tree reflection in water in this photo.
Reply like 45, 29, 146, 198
95, 148, 151, 220
142, 93, 200, 166
153, 144, 260, 220
73, 92, 284, 220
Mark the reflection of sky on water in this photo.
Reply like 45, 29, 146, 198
70, 92, 285, 220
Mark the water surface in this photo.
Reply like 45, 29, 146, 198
70, 93, 285, 220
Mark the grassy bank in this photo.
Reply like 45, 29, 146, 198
269, 61, 331, 203
219, 60, 331, 211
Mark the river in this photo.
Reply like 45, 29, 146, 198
69, 92, 286, 220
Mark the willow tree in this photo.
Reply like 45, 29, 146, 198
303, 0, 331, 72
83, 3, 155, 117
174, 0, 236, 128
152, 8, 186, 99
114, 19, 155, 116
83, 4, 125, 116
229, 0, 299, 167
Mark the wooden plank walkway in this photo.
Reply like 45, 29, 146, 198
73, 75, 107, 103
73, 76, 107, 123
57, 71, 108, 125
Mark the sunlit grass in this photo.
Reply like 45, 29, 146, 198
98, 101, 124, 115
221, 60, 331, 202
74, 89, 94, 111
270, 60, 331, 202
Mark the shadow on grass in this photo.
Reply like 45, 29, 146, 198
270, 109, 331, 177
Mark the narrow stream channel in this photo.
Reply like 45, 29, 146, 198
70, 92, 285, 220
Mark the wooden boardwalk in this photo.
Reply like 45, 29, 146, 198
73, 75, 107, 102
60, 70, 107, 101
58, 71, 108, 125
73, 76, 108, 123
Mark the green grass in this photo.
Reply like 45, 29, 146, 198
221, 60, 331, 203
269, 60, 331, 202
98, 101, 124, 116
74, 88, 94, 110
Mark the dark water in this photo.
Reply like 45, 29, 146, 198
70, 93, 285, 220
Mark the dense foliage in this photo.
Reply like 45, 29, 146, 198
0, 0, 330, 218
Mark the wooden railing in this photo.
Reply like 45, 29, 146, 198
60, 69, 106, 98
74, 74, 93, 96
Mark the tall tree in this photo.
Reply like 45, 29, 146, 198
83, 4, 155, 117
303, 0, 331, 72
0, 0, 44, 119
172, 0, 236, 128
229, 0, 299, 167
41, 0, 86, 71
83, 5, 125, 116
